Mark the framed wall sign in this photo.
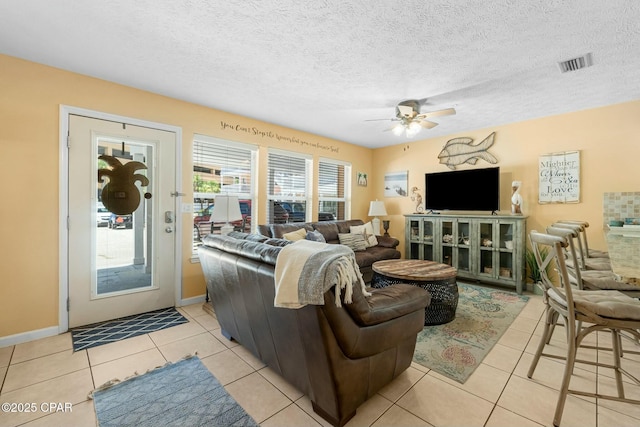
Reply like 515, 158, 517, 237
538, 150, 580, 204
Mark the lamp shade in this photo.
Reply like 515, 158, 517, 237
368, 200, 387, 217
210, 195, 242, 223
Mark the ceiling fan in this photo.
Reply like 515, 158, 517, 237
367, 99, 456, 137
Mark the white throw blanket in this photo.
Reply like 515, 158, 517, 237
274, 240, 370, 308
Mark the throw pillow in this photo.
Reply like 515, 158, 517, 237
306, 230, 326, 243
350, 222, 378, 248
338, 233, 367, 252
282, 228, 307, 241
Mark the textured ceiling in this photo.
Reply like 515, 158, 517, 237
1, 0, 639, 148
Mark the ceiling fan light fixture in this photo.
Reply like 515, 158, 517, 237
371, 99, 455, 138
404, 122, 421, 138
392, 124, 404, 136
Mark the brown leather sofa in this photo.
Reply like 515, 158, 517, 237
198, 233, 430, 427
257, 219, 401, 283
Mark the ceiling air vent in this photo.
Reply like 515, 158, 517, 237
558, 53, 593, 73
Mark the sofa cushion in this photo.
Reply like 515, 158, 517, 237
336, 219, 364, 233
306, 230, 326, 242
376, 235, 400, 248
225, 231, 291, 248
264, 238, 292, 247
227, 231, 269, 242
350, 222, 378, 248
283, 227, 307, 241
345, 284, 431, 326
313, 222, 340, 242
257, 224, 272, 237
270, 223, 313, 238
354, 245, 402, 268
338, 233, 367, 252
201, 234, 285, 265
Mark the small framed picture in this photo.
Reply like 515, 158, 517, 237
384, 171, 408, 197
356, 172, 368, 187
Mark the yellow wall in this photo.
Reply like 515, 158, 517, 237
0, 54, 373, 337
372, 101, 640, 256
2, 51, 639, 339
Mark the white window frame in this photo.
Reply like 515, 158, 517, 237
267, 148, 313, 222
318, 157, 351, 220
192, 135, 258, 253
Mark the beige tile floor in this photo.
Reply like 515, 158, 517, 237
1, 293, 640, 427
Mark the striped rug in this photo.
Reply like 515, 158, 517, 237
71, 307, 188, 351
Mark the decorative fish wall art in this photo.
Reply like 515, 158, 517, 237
437, 132, 498, 170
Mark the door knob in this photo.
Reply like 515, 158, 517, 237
165, 226, 173, 233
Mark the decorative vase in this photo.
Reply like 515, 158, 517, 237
511, 180, 523, 215
382, 220, 390, 237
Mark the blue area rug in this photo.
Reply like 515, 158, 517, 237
413, 283, 529, 383
92, 356, 258, 427
71, 307, 188, 351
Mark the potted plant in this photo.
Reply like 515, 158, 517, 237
525, 247, 553, 295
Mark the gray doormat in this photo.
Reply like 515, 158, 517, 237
71, 307, 188, 351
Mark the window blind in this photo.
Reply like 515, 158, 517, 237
192, 137, 256, 246
267, 150, 311, 223
318, 158, 350, 220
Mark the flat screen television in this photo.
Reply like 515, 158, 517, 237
424, 167, 500, 212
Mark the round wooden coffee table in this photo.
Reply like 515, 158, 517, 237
372, 259, 458, 325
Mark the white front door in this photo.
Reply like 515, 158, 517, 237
67, 114, 178, 327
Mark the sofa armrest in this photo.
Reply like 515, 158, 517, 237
345, 284, 430, 326
321, 284, 429, 358
376, 235, 400, 248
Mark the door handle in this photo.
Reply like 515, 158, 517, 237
165, 226, 173, 233
165, 211, 174, 223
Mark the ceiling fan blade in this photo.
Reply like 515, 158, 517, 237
419, 120, 439, 129
418, 108, 456, 119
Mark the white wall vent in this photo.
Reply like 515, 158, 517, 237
558, 53, 593, 73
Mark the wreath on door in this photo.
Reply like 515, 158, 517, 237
98, 155, 149, 215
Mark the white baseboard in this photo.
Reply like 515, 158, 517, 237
0, 297, 207, 348
0, 326, 60, 348
178, 294, 206, 307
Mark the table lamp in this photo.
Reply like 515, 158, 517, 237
368, 200, 387, 236
210, 195, 242, 235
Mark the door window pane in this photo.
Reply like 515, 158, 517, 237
96, 140, 152, 295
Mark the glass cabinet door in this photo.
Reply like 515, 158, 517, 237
422, 219, 435, 260
407, 218, 435, 260
408, 219, 421, 259
456, 220, 471, 273
409, 219, 421, 242
441, 220, 454, 265
497, 222, 515, 280
478, 220, 496, 278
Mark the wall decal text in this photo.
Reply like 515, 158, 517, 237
221, 121, 340, 153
